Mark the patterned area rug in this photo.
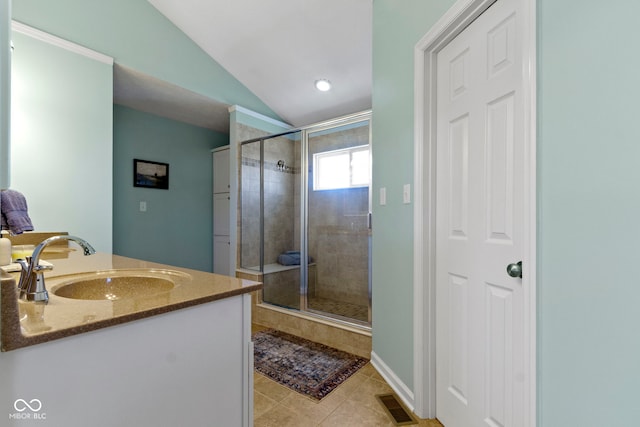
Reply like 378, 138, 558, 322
253, 329, 368, 400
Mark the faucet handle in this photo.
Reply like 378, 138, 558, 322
16, 258, 29, 270
16, 257, 32, 290
33, 263, 54, 272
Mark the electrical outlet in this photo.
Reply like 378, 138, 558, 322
139, 201, 147, 212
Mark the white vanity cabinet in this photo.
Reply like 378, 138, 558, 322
0, 251, 260, 427
0, 293, 254, 427
212, 147, 232, 275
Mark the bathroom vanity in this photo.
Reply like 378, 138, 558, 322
0, 251, 261, 427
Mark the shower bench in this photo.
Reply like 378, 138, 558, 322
237, 263, 317, 304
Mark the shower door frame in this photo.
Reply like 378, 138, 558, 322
299, 111, 372, 327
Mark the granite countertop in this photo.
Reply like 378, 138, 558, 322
0, 252, 262, 352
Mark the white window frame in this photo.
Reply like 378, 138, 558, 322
312, 144, 370, 191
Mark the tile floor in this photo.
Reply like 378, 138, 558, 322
252, 324, 444, 427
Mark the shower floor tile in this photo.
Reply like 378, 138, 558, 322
308, 296, 368, 322
261, 294, 369, 323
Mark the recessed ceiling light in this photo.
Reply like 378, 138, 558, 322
315, 79, 332, 92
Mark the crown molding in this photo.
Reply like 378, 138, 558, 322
11, 21, 113, 65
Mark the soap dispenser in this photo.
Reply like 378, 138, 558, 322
0, 232, 11, 266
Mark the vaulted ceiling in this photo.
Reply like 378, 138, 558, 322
132, 0, 372, 131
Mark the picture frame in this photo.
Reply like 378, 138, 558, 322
133, 159, 169, 190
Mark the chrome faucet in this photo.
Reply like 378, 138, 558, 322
17, 235, 96, 303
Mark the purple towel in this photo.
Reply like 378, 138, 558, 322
1, 190, 34, 235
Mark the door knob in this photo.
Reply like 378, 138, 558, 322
506, 261, 522, 278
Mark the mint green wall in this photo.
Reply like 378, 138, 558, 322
113, 105, 227, 271
374, 0, 640, 424
538, 1, 640, 424
371, 0, 455, 392
12, 0, 279, 121
11, 30, 113, 251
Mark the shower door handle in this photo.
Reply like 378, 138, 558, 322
368, 212, 372, 229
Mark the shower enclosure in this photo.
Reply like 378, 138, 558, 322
239, 112, 371, 327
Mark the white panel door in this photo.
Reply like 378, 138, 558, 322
435, 0, 525, 426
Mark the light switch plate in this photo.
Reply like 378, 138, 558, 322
139, 201, 147, 212
403, 184, 411, 204
380, 187, 387, 205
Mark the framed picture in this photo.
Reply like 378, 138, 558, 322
133, 159, 169, 190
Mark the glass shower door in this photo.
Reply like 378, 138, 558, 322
262, 132, 301, 309
305, 119, 371, 324
240, 131, 302, 310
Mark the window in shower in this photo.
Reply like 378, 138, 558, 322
313, 144, 370, 191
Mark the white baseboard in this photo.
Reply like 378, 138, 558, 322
370, 351, 415, 412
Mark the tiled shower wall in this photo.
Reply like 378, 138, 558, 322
238, 122, 370, 309
306, 125, 370, 306
239, 124, 298, 268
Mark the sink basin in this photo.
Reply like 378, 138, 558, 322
50, 269, 191, 301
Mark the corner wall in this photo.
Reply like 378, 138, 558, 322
113, 105, 227, 271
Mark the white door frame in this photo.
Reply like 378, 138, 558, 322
412, 0, 537, 423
